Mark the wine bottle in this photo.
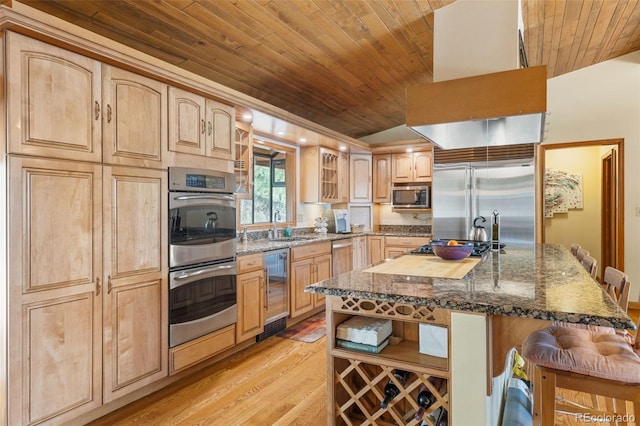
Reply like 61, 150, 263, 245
380, 369, 410, 408
414, 376, 445, 421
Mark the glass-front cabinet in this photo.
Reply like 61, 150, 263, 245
234, 122, 253, 198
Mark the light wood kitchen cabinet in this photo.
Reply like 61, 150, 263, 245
8, 157, 104, 424
102, 66, 167, 168
372, 154, 392, 203
7, 157, 169, 423
338, 151, 350, 203
290, 242, 332, 318
301, 146, 344, 203
6, 32, 168, 169
6, 31, 102, 163
236, 253, 265, 343
383, 236, 431, 259
391, 151, 433, 183
350, 153, 372, 203
101, 166, 168, 403
168, 86, 235, 162
235, 122, 253, 198
352, 236, 368, 271
368, 235, 385, 265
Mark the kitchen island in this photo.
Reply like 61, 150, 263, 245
305, 244, 634, 426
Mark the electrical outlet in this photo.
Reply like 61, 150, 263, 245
297, 213, 304, 222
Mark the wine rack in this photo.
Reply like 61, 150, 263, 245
334, 356, 449, 426
327, 297, 452, 425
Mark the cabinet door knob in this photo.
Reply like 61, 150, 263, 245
96, 277, 101, 295
107, 104, 112, 123
201, 119, 206, 134
94, 101, 100, 120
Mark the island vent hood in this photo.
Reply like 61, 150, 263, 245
406, 0, 547, 150
406, 65, 547, 150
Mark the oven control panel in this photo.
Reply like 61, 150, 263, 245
169, 167, 235, 193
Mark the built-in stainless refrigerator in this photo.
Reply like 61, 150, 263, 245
432, 159, 535, 244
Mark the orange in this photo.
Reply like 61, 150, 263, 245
447, 240, 460, 246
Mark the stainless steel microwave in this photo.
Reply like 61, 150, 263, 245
392, 185, 430, 209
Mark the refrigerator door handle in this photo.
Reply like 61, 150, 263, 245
466, 167, 474, 236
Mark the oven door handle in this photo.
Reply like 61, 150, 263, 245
173, 194, 235, 202
173, 264, 235, 282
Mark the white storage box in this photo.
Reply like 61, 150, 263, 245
419, 323, 448, 358
336, 316, 392, 346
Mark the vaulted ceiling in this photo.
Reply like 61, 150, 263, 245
12, 0, 640, 141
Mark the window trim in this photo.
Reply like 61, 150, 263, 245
237, 139, 296, 231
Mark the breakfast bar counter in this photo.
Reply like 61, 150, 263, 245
306, 243, 634, 329
305, 244, 634, 426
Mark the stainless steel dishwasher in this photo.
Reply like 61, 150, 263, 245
257, 248, 289, 341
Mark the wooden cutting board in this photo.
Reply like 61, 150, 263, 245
363, 255, 480, 279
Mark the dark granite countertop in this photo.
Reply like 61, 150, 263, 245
236, 231, 431, 256
304, 243, 636, 330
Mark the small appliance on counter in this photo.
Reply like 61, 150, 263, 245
327, 209, 351, 233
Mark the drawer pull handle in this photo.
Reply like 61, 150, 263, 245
94, 101, 100, 120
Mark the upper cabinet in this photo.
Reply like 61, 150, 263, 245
391, 151, 432, 183
102, 65, 167, 168
301, 146, 345, 203
350, 153, 372, 203
6, 32, 167, 169
235, 122, 253, 198
168, 86, 234, 164
6, 31, 102, 163
338, 152, 350, 203
372, 154, 392, 203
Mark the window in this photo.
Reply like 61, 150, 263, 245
239, 141, 295, 226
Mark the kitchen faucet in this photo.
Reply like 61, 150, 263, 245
273, 209, 281, 238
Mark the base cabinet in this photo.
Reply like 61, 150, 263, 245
327, 297, 451, 425
368, 236, 385, 266
290, 242, 332, 318
384, 236, 430, 259
236, 253, 266, 343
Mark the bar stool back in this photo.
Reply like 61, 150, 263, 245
602, 266, 630, 313
581, 255, 598, 280
570, 243, 580, 257
576, 247, 589, 263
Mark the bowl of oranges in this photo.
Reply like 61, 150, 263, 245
431, 240, 474, 260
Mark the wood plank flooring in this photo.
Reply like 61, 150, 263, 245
90, 308, 639, 426
89, 335, 328, 426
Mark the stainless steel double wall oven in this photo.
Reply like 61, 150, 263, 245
168, 167, 237, 348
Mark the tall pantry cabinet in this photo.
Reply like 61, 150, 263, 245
5, 31, 168, 424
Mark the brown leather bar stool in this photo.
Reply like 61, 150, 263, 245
581, 255, 598, 280
522, 320, 640, 425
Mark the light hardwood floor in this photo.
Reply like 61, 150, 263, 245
90, 308, 639, 426
89, 335, 328, 426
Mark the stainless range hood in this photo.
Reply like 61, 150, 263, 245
406, 65, 547, 150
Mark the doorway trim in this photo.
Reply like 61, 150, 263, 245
536, 138, 624, 272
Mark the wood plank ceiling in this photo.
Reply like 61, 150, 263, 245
10, 0, 640, 141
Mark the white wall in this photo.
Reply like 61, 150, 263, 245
544, 50, 640, 301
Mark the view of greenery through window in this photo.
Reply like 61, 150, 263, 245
240, 151, 287, 225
